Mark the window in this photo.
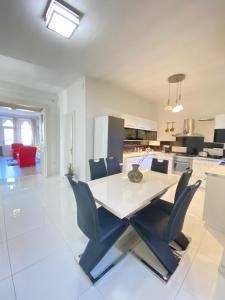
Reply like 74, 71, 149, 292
3, 119, 14, 145
21, 121, 33, 145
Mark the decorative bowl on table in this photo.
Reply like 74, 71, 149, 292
128, 164, 143, 183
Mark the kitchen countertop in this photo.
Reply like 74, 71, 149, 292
192, 156, 221, 162
123, 151, 221, 161
123, 151, 175, 158
205, 165, 225, 178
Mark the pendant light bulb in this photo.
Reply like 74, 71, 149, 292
172, 104, 184, 113
172, 80, 184, 112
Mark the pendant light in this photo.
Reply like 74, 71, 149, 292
172, 80, 184, 112
165, 73, 185, 113
164, 82, 172, 111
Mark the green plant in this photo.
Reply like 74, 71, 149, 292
66, 163, 75, 176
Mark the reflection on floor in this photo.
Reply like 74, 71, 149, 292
0, 175, 224, 300
0, 157, 40, 180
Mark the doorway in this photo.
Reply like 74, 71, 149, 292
0, 103, 47, 180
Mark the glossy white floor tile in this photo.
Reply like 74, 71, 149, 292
96, 254, 177, 300
77, 287, 105, 300
0, 277, 16, 300
175, 290, 198, 300
0, 242, 11, 281
181, 252, 225, 300
0, 204, 7, 243
8, 224, 67, 274
13, 247, 91, 300
0, 175, 224, 300
0, 242, 11, 280
3, 191, 49, 240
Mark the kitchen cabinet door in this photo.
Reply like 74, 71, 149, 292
146, 131, 157, 140
191, 159, 219, 188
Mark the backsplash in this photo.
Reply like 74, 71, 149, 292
123, 140, 224, 156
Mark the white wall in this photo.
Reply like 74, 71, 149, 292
59, 78, 86, 180
59, 77, 157, 180
85, 77, 157, 179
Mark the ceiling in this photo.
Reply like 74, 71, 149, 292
0, 107, 40, 118
0, 0, 224, 104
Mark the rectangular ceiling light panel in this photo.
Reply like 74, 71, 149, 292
45, 0, 80, 38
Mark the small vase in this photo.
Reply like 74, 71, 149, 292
128, 164, 143, 183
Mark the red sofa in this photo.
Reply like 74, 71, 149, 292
11, 143, 23, 159
17, 146, 37, 167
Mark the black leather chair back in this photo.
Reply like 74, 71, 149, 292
67, 176, 100, 242
106, 157, 121, 175
165, 180, 201, 242
89, 158, 107, 180
174, 168, 193, 203
151, 158, 169, 174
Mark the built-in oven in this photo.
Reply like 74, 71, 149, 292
173, 155, 193, 174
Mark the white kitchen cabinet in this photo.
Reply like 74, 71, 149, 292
122, 114, 157, 131
204, 170, 225, 233
191, 158, 219, 188
123, 153, 174, 174
215, 114, 225, 129
123, 114, 139, 129
124, 155, 156, 172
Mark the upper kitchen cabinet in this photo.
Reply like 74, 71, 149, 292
215, 114, 225, 129
122, 114, 157, 131
214, 114, 225, 143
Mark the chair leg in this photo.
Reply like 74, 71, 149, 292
79, 224, 128, 282
131, 222, 178, 275
175, 232, 190, 250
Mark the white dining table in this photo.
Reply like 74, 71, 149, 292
88, 170, 179, 219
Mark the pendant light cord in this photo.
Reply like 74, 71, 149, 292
175, 81, 179, 105
167, 82, 171, 105
179, 81, 182, 102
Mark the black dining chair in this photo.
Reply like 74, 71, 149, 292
151, 158, 169, 174
67, 176, 129, 282
130, 180, 201, 281
106, 156, 121, 175
89, 158, 107, 180
147, 168, 193, 249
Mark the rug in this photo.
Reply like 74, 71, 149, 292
7, 159, 18, 166
7, 157, 40, 166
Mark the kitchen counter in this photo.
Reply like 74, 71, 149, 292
123, 151, 221, 161
205, 165, 225, 178
193, 156, 221, 162
123, 151, 175, 158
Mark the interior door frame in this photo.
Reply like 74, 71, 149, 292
72, 111, 76, 169
40, 108, 47, 177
